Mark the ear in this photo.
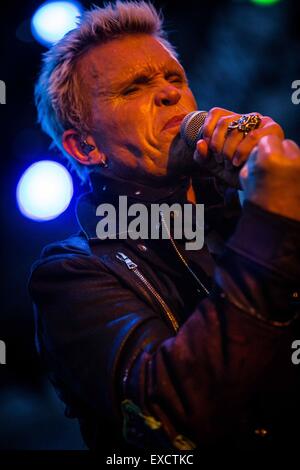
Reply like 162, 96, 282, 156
62, 129, 106, 166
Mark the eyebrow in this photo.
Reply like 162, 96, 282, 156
116, 65, 156, 89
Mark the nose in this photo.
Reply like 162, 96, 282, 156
154, 84, 181, 107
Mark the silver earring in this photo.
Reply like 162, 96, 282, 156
100, 159, 109, 168
80, 139, 96, 154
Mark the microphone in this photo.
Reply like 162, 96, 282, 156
180, 110, 242, 189
180, 111, 208, 148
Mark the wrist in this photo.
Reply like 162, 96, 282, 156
244, 195, 300, 222
227, 200, 300, 281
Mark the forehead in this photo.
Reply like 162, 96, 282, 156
77, 34, 182, 90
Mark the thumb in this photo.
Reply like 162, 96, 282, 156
239, 162, 249, 189
194, 139, 209, 163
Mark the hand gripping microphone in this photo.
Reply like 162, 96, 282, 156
180, 111, 242, 189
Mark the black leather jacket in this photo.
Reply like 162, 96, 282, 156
29, 172, 300, 451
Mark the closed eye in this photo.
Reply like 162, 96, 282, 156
122, 86, 140, 96
122, 74, 152, 95
121, 70, 186, 95
165, 73, 186, 85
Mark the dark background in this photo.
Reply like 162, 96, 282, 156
0, 0, 299, 450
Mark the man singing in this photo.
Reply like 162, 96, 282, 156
29, 1, 300, 451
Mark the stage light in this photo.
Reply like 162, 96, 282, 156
31, 1, 82, 47
16, 161, 73, 221
250, 0, 281, 5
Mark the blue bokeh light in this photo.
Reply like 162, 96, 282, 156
16, 161, 73, 221
31, 1, 82, 47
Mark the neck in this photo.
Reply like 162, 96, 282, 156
90, 170, 191, 203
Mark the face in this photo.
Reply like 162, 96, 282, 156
78, 34, 197, 183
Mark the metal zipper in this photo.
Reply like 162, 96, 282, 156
116, 251, 179, 333
159, 210, 210, 296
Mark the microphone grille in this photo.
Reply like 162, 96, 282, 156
180, 111, 208, 148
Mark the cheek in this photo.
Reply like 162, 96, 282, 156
114, 102, 153, 139
94, 108, 149, 152
186, 90, 198, 109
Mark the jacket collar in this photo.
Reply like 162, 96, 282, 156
76, 171, 190, 240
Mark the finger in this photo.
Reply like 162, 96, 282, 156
194, 139, 209, 162
220, 112, 263, 164
245, 146, 260, 173
209, 114, 240, 162
239, 162, 249, 189
232, 122, 284, 166
282, 139, 300, 160
201, 107, 237, 145
221, 123, 249, 163
256, 134, 284, 164
239, 148, 259, 188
